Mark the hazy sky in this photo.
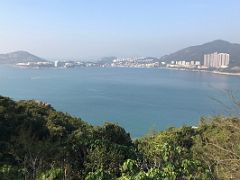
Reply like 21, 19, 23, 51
0, 0, 240, 59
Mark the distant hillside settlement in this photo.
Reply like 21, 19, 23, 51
2, 40, 240, 73
15, 53, 230, 70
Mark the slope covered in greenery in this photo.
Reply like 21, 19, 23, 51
0, 95, 240, 179
160, 40, 240, 67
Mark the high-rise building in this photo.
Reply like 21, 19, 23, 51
203, 52, 230, 68
218, 53, 230, 68
54, 60, 59, 67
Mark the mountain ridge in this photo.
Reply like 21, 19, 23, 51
160, 40, 240, 66
0, 51, 46, 64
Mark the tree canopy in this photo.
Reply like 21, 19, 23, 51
0, 95, 240, 179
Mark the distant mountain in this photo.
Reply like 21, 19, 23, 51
160, 40, 240, 66
0, 51, 46, 64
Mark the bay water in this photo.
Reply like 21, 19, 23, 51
0, 66, 239, 137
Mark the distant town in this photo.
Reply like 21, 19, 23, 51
15, 52, 232, 73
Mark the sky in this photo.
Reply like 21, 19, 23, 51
0, 0, 240, 60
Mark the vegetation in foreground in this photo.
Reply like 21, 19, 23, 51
0, 95, 240, 179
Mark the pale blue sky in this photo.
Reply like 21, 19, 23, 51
0, 0, 240, 59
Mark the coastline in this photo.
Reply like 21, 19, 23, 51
211, 71, 240, 76
2, 64, 240, 76
163, 67, 240, 76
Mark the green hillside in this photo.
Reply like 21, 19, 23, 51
0, 96, 240, 179
0, 51, 45, 64
160, 40, 240, 67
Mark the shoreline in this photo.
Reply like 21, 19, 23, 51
2, 64, 240, 76
211, 71, 240, 76
162, 67, 240, 76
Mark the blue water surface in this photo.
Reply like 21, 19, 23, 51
0, 66, 239, 137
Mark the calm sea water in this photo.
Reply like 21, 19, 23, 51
0, 66, 240, 137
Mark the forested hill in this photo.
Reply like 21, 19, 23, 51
0, 51, 45, 64
1, 95, 240, 179
160, 40, 240, 66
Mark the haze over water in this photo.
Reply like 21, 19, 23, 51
1, 66, 240, 137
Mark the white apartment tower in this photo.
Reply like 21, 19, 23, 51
204, 52, 230, 68
54, 60, 59, 67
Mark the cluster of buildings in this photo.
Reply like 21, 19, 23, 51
53, 60, 87, 68
16, 60, 98, 68
203, 52, 230, 68
109, 57, 160, 68
53, 60, 99, 68
15, 52, 231, 70
166, 52, 230, 70
166, 60, 201, 68
16, 61, 53, 68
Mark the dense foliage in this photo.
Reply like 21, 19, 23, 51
0, 95, 240, 179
